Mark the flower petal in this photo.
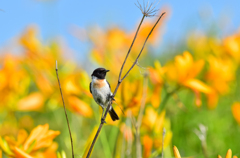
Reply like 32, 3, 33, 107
225, 149, 232, 158
143, 135, 153, 158
17, 92, 44, 111
232, 102, 240, 124
68, 96, 92, 117
183, 79, 213, 94
173, 146, 181, 158
13, 147, 33, 158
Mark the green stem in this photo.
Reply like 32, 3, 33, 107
158, 86, 181, 113
100, 128, 112, 158
158, 92, 171, 113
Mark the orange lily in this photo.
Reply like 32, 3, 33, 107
205, 56, 237, 108
166, 51, 212, 93
224, 32, 240, 63
232, 102, 240, 124
173, 146, 181, 158
165, 51, 213, 107
148, 61, 166, 108
0, 124, 60, 158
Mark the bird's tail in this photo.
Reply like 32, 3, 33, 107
109, 107, 119, 121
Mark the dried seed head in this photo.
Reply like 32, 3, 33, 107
135, 0, 160, 17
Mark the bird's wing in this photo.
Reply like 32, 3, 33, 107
107, 80, 111, 90
89, 82, 92, 94
107, 81, 115, 101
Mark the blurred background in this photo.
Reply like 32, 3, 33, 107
0, 0, 240, 158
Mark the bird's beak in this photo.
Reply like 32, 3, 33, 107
105, 70, 110, 72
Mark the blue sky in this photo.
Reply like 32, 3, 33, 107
1, 0, 239, 58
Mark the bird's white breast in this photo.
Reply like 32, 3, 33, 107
91, 76, 111, 108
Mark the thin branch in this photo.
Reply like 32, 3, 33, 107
55, 61, 75, 158
86, 6, 166, 158
135, 0, 160, 17
119, 0, 161, 86
121, 12, 165, 81
117, 15, 145, 84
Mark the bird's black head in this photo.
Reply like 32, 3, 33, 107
91, 68, 110, 79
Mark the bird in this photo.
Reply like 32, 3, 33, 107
90, 68, 119, 123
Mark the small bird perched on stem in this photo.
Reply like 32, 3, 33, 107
90, 68, 119, 123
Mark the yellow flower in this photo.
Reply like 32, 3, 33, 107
17, 92, 44, 111
20, 26, 42, 52
231, 102, 240, 124
224, 32, 240, 63
206, 56, 236, 94
142, 107, 165, 132
0, 54, 28, 109
118, 79, 143, 116
67, 96, 93, 117
142, 135, 153, 158
205, 56, 237, 108
141, 107, 172, 155
166, 51, 212, 94
148, 61, 165, 108
225, 149, 232, 158
0, 124, 60, 158
165, 51, 213, 107
173, 146, 181, 158
217, 149, 238, 158
149, 61, 165, 85
13, 147, 33, 158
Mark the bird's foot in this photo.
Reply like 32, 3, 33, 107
101, 118, 106, 124
110, 95, 115, 101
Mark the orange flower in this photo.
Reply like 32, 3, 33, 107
141, 107, 172, 152
68, 96, 93, 117
206, 56, 236, 95
118, 79, 143, 115
13, 147, 33, 158
232, 102, 240, 124
0, 124, 60, 158
165, 51, 213, 107
173, 146, 181, 158
148, 61, 165, 108
120, 123, 133, 142
143, 135, 153, 158
20, 26, 42, 53
17, 92, 44, 111
142, 107, 165, 132
225, 149, 232, 158
218, 149, 238, 158
206, 56, 237, 108
0, 54, 28, 108
166, 51, 212, 94
224, 32, 240, 63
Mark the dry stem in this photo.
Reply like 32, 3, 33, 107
55, 61, 75, 158
86, 5, 165, 158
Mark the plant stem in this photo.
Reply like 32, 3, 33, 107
55, 61, 74, 158
86, 11, 166, 158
